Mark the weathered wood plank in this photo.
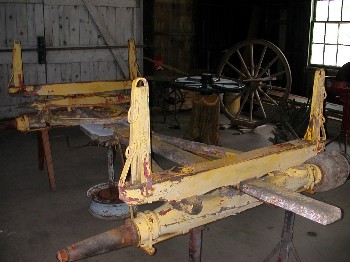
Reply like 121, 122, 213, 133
0, 105, 35, 120
0, 0, 42, 3
69, 5, 80, 46
83, 0, 129, 77
0, 65, 10, 105
80, 62, 90, 81
1, 52, 38, 64
97, 6, 107, 46
88, 9, 99, 46
134, 0, 143, 44
5, 3, 16, 47
152, 138, 207, 166
37, 64, 46, 84
46, 49, 128, 63
59, 6, 69, 46
27, 4, 37, 46
0, 0, 138, 7
1, 49, 129, 64
152, 133, 240, 159
106, 6, 116, 42
115, 6, 132, 45
44, 4, 59, 46
61, 63, 72, 83
47, 64, 61, 83
15, 3, 28, 45
90, 61, 99, 81
98, 61, 108, 80
0, 4, 7, 47
23, 63, 37, 85
106, 61, 117, 80
72, 63, 81, 82
79, 5, 89, 45
34, 3, 44, 36
44, 0, 138, 7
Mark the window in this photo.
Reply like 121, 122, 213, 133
309, 0, 350, 67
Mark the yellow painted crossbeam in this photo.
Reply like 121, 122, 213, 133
31, 94, 130, 110
120, 139, 318, 205
9, 80, 132, 96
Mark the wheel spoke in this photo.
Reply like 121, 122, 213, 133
249, 92, 254, 122
256, 55, 279, 78
257, 87, 278, 106
259, 84, 286, 92
255, 46, 267, 77
234, 90, 250, 118
225, 61, 247, 78
270, 70, 286, 78
250, 44, 255, 76
236, 49, 251, 77
254, 90, 267, 118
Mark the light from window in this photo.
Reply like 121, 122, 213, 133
310, 0, 350, 67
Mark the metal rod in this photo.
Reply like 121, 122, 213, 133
263, 211, 297, 262
189, 226, 204, 262
278, 211, 296, 262
107, 146, 115, 182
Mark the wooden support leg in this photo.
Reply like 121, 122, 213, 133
40, 128, 56, 191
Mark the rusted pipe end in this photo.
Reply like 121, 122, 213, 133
56, 249, 68, 262
56, 219, 139, 261
306, 150, 350, 192
0, 119, 17, 130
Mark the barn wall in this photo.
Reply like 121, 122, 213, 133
152, 0, 194, 73
0, 0, 143, 119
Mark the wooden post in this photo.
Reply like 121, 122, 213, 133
184, 93, 221, 146
39, 128, 56, 191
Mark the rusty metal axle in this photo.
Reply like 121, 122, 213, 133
56, 220, 139, 262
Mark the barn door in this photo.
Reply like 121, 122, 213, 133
0, 0, 143, 119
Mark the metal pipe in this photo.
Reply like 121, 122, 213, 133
189, 227, 204, 262
278, 211, 295, 262
56, 220, 139, 262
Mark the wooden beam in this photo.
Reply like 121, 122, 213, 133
0, 0, 139, 7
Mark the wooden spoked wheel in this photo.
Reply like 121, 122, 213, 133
217, 39, 292, 128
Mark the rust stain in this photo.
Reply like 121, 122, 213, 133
96, 186, 123, 204
18, 74, 24, 88
159, 208, 172, 216
143, 157, 153, 194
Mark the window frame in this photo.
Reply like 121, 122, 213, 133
308, 0, 350, 69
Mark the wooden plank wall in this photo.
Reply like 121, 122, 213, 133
153, 0, 194, 73
0, 0, 143, 119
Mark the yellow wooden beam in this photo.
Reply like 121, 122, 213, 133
120, 139, 318, 205
9, 80, 132, 96
31, 94, 130, 110
11, 40, 23, 88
